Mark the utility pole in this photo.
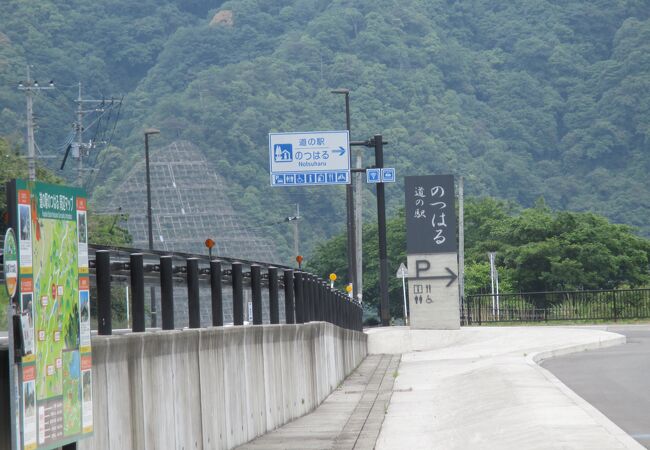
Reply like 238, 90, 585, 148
488, 251, 498, 317
63, 82, 123, 186
286, 203, 300, 258
350, 135, 391, 325
293, 203, 300, 258
18, 66, 54, 181
355, 153, 363, 302
331, 89, 358, 302
374, 135, 390, 326
76, 83, 84, 186
145, 128, 160, 327
458, 176, 465, 321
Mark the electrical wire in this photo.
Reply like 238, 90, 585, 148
105, 95, 124, 150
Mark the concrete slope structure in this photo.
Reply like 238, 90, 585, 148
107, 140, 278, 263
74, 323, 366, 450
369, 327, 644, 450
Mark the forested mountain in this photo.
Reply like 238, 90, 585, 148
1, 0, 650, 263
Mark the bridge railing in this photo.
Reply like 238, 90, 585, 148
1, 242, 363, 334
462, 288, 650, 325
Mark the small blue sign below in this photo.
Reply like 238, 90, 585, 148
381, 168, 396, 183
367, 168, 381, 184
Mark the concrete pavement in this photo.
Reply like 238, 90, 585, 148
370, 326, 643, 449
237, 354, 399, 450
542, 325, 650, 448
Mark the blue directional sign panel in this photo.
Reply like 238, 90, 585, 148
366, 168, 381, 183
269, 131, 350, 186
381, 168, 396, 183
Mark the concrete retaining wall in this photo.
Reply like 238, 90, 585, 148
80, 323, 366, 450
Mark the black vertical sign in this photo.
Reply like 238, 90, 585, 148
405, 175, 457, 254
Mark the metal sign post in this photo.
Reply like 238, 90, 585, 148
396, 263, 408, 325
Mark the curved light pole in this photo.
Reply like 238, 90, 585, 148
331, 89, 358, 302
144, 128, 160, 327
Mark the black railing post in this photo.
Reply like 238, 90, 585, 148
283, 269, 295, 324
310, 275, 317, 321
96, 250, 112, 335
130, 253, 145, 332
251, 264, 263, 325
187, 258, 200, 329
322, 281, 329, 322
160, 255, 175, 330
336, 292, 342, 327
326, 286, 333, 324
315, 279, 323, 322
359, 303, 363, 331
210, 260, 223, 327
294, 272, 305, 323
232, 262, 244, 325
294, 272, 304, 324
303, 274, 312, 322
268, 267, 279, 324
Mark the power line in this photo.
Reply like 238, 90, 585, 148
57, 82, 123, 187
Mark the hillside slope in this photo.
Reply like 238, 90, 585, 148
1, 0, 649, 263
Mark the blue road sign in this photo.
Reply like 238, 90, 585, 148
269, 131, 350, 186
381, 168, 396, 183
367, 168, 381, 183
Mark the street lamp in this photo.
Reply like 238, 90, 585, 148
331, 89, 358, 302
144, 128, 160, 252
144, 128, 160, 327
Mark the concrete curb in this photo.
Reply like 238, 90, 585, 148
527, 333, 645, 450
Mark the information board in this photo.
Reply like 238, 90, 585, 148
7, 179, 92, 450
269, 130, 350, 186
405, 175, 457, 254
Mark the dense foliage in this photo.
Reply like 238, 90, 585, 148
0, 138, 131, 326
1, 0, 650, 264
307, 199, 650, 319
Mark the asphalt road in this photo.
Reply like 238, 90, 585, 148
542, 325, 650, 449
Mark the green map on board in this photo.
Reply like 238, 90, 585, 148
33, 218, 79, 399
12, 179, 92, 449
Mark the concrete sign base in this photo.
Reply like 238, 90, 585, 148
407, 252, 460, 330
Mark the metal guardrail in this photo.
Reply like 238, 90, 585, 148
463, 289, 650, 324
1, 242, 364, 333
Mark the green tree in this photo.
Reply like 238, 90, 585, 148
308, 197, 650, 320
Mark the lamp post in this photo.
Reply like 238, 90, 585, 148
144, 128, 160, 327
331, 88, 358, 302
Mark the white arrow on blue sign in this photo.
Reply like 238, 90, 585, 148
366, 168, 381, 183
269, 130, 350, 187
381, 168, 396, 183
